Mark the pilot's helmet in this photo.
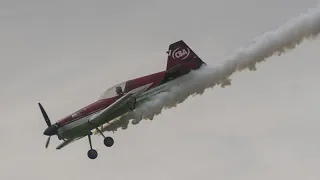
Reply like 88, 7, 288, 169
116, 86, 122, 94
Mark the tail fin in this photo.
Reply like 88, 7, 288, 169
166, 40, 205, 71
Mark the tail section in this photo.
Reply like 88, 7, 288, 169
166, 40, 205, 71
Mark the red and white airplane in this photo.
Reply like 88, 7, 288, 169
39, 40, 206, 159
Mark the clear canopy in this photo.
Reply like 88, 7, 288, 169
99, 81, 126, 99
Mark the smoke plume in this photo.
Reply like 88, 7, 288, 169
100, 5, 320, 133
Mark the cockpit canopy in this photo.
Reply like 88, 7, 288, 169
99, 81, 126, 100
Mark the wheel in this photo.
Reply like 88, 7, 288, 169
87, 149, 98, 159
104, 136, 114, 147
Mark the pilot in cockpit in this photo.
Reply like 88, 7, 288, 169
116, 86, 123, 95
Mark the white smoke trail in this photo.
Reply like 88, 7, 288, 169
100, 5, 320, 133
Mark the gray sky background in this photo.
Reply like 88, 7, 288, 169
1, 0, 320, 179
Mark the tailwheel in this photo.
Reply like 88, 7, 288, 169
87, 149, 98, 159
104, 136, 114, 147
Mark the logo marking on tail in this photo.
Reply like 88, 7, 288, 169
172, 47, 190, 60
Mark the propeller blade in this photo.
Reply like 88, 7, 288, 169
38, 103, 51, 127
45, 136, 51, 148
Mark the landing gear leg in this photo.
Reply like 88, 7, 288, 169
95, 127, 114, 147
129, 97, 136, 110
87, 134, 98, 159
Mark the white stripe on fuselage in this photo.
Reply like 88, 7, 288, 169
58, 76, 184, 139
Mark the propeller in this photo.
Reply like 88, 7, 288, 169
38, 103, 51, 127
45, 136, 51, 148
38, 103, 58, 148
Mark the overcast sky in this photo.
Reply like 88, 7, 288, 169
1, 0, 320, 179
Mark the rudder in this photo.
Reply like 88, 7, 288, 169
166, 40, 205, 71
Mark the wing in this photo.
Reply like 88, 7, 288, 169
88, 83, 152, 124
56, 136, 86, 150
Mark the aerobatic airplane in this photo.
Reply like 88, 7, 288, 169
39, 40, 206, 159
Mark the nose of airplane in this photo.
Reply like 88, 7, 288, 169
43, 125, 58, 136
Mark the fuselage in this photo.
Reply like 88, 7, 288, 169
55, 71, 165, 139
53, 51, 204, 140
54, 72, 172, 139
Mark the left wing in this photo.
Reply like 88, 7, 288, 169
88, 83, 152, 124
